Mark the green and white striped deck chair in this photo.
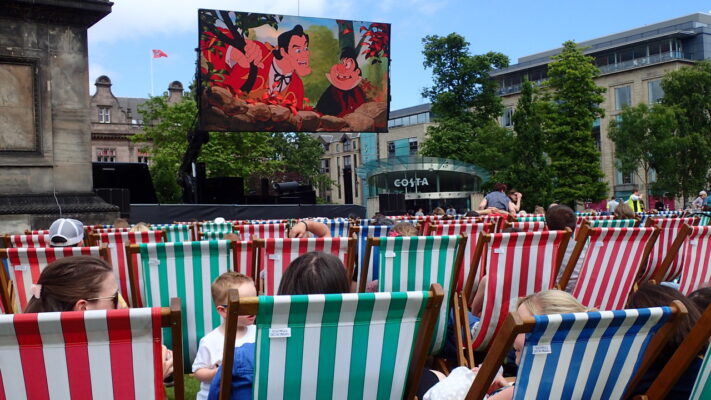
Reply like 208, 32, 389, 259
516, 216, 546, 222
588, 218, 640, 228
200, 222, 234, 234
363, 235, 465, 356
157, 224, 194, 242
218, 284, 445, 400
126, 240, 233, 372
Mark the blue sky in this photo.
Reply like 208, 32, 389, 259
88, 0, 711, 110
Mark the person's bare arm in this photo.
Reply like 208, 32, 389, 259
193, 365, 219, 383
479, 198, 488, 210
289, 220, 331, 238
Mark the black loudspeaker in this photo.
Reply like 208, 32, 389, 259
201, 177, 245, 204
95, 188, 130, 218
379, 193, 405, 213
92, 162, 158, 203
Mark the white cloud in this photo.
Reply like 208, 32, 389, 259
89, 0, 347, 44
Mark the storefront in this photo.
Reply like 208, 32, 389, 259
357, 156, 490, 214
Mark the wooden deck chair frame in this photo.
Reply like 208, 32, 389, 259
633, 302, 711, 399
164, 298, 186, 400
465, 300, 687, 400
2, 233, 50, 248
0, 246, 110, 313
252, 236, 356, 295
641, 219, 698, 284
557, 224, 659, 292
218, 284, 444, 400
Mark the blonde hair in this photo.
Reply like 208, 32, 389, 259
392, 222, 418, 236
129, 222, 151, 232
518, 290, 589, 316
432, 207, 445, 216
211, 272, 254, 305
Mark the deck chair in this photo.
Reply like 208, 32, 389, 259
465, 230, 571, 352
362, 235, 465, 357
351, 225, 393, 290
575, 215, 613, 231
675, 226, 711, 295
466, 302, 687, 400
505, 221, 547, 232
155, 224, 194, 242
2, 234, 50, 248
199, 222, 234, 234
633, 303, 711, 399
25, 229, 50, 235
639, 217, 699, 283
232, 240, 255, 277
588, 218, 640, 228
477, 215, 509, 233
218, 284, 444, 400
0, 300, 184, 400
321, 219, 351, 237
126, 240, 233, 370
559, 226, 659, 310
516, 216, 546, 222
92, 227, 132, 234
92, 231, 166, 307
254, 237, 355, 295
234, 223, 287, 241
0, 246, 110, 313
430, 223, 494, 291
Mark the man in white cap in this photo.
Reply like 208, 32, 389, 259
48, 218, 85, 247
692, 191, 708, 210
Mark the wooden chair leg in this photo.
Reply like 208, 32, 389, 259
453, 292, 468, 368
460, 291, 476, 367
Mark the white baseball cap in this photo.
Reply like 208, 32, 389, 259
48, 218, 84, 247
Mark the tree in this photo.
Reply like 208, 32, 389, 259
655, 60, 711, 203
544, 40, 608, 206
495, 79, 554, 210
607, 103, 676, 198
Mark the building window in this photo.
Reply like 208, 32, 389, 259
98, 107, 111, 123
502, 107, 513, 127
336, 157, 341, 199
96, 148, 116, 162
614, 86, 632, 110
409, 138, 418, 155
343, 155, 352, 167
387, 141, 395, 158
343, 139, 351, 152
137, 155, 150, 164
592, 119, 601, 152
648, 80, 664, 104
320, 159, 330, 173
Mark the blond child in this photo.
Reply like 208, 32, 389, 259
192, 272, 257, 400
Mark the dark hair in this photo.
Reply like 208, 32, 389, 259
465, 210, 479, 217
688, 286, 711, 312
493, 182, 507, 192
24, 256, 113, 313
273, 24, 309, 60
372, 217, 394, 226
340, 46, 360, 71
502, 227, 523, 233
278, 252, 351, 295
626, 283, 702, 365
545, 205, 576, 231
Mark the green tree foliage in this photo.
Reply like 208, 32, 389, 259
544, 40, 608, 206
134, 92, 329, 203
495, 79, 554, 210
420, 33, 512, 174
607, 103, 677, 197
302, 25, 340, 107
656, 60, 711, 201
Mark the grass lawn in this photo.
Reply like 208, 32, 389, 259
167, 375, 201, 400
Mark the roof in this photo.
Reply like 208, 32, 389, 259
311, 132, 360, 143
116, 97, 149, 122
389, 103, 431, 119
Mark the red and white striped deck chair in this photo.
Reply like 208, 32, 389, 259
3, 234, 50, 248
254, 237, 355, 295
466, 230, 571, 351
639, 217, 699, 283
675, 226, 711, 295
235, 223, 287, 241
233, 240, 255, 278
93, 227, 132, 233
92, 231, 166, 307
560, 226, 659, 310
0, 246, 110, 313
505, 221, 547, 232
24, 229, 49, 235
430, 223, 494, 291
0, 300, 185, 400
477, 215, 509, 233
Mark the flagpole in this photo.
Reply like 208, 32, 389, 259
150, 51, 154, 96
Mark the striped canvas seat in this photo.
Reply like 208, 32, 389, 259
235, 223, 287, 241
3, 234, 50, 248
506, 221, 547, 232
218, 285, 443, 400
468, 304, 683, 400
516, 216, 546, 222
200, 222, 234, 233
589, 218, 639, 228
26, 229, 50, 235
431, 223, 493, 291
352, 225, 393, 289
232, 240, 254, 277
255, 237, 355, 295
639, 217, 699, 283
92, 227, 132, 234
468, 230, 571, 350
575, 215, 614, 231
676, 226, 711, 295
199, 231, 233, 240
0, 246, 109, 313
0, 303, 184, 400
155, 224, 194, 242
699, 213, 711, 226
689, 316, 711, 400
129, 240, 232, 369
366, 235, 465, 355
92, 231, 165, 307
321, 220, 351, 237
477, 215, 508, 233
562, 226, 659, 310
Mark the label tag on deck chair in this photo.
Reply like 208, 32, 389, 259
149, 259, 160, 266
14, 265, 28, 271
690, 240, 698, 246
595, 241, 604, 247
494, 249, 504, 254
532, 344, 551, 355
385, 251, 396, 258
108, 244, 116, 249
269, 254, 281, 260
269, 328, 291, 338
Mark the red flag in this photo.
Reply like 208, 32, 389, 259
152, 49, 168, 58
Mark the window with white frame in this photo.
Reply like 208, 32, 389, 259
614, 86, 632, 110
320, 158, 330, 173
98, 107, 111, 123
96, 148, 116, 162
502, 107, 513, 127
648, 80, 664, 104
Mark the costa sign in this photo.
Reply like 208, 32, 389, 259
393, 178, 429, 188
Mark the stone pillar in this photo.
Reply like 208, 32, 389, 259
0, 0, 118, 233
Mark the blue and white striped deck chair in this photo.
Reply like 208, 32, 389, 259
352, 225, 392, 290
365, 235, 465, 356
322, 219, 351, 237
467, 302, 686, 400
217, 284, 444, 400
126, 240, 233, 372
156, 224, 193, 242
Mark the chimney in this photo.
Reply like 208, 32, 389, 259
167, 81, 184, 104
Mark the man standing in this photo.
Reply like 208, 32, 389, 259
606, 196, 619, 213
627, 189, 643, 213
692, 191, 707, 210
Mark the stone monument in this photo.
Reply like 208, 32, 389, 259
0, 0, 118, 233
